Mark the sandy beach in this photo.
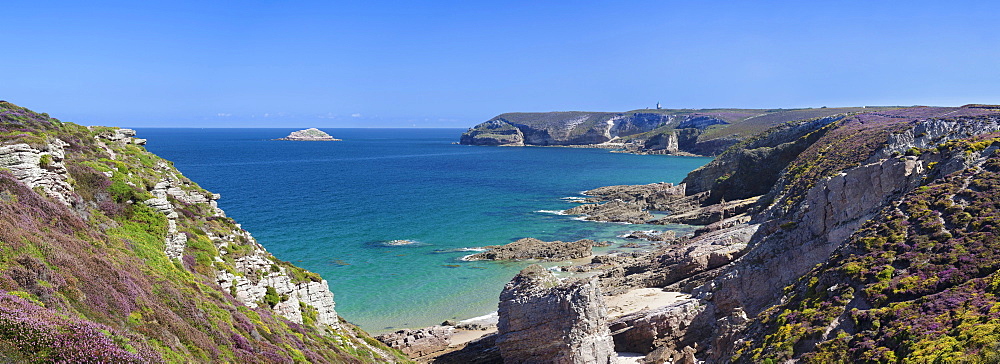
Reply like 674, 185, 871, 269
606, 287, 691, 319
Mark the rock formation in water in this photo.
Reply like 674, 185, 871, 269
564, 182, 696, 224
0, 101, 404, 362
275, 127, 341, 141
496, 265, 618, 364
465, 238, 600, 261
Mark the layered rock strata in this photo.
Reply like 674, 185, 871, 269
608, 298, 706, 355
376, 326, 453, 357
0, 140, 75, 205
496, 265, 618, 364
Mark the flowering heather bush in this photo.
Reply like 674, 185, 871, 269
736, 150, 1000, 363
0, 292, 155, 362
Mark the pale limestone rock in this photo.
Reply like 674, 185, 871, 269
104, 128, 340, 329
0, 141, 75, 205
213, 230, 340, 329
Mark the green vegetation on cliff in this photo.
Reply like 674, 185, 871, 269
0, 101, 409, 363
684, 106, 1000, 363
737, 142, 1000, 363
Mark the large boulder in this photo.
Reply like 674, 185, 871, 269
496, 265, 617, 364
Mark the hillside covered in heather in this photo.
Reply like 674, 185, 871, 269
605, 105, 1000, 362
0, 101, 409, 363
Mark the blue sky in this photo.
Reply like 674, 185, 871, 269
3, 0, 999, 127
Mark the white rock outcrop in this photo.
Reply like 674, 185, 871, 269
0, 140, 75, 205
91, 127, 341, 330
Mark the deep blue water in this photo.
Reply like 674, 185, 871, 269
136, 128, 711, 332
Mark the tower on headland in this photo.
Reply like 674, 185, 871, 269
656, 102, 662, 110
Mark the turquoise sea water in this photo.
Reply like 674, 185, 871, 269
136, 128, 711, 333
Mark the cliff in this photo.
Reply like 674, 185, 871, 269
0, 101, 408, 363
459, 107, 891, 156
600, 105, 1000, 362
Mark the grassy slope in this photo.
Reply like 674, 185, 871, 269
0, 101, 409, 363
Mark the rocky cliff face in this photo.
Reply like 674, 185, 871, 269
732, 133, 1000, 362
496, 265, 618, 364
620, 106, 1000, 362
681, 115, 840, 202
460, 107, 886, 156
459, 119, 526, 146
460, 112, 667, 147
0, 101, 406, 363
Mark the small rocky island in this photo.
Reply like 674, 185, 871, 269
275, 127, 341, 141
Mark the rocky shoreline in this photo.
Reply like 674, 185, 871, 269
382, 104, 1000, 363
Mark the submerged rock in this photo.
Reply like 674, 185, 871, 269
496, 265, 617, 364
275, 128, 341, 141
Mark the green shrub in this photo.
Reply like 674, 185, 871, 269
263, 286, 280, 308
38, 154, 52, 168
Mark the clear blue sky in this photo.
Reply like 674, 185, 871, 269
3, 0, 999, 127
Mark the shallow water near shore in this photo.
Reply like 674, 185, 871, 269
137, 128, 711, 333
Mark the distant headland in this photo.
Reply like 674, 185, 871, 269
275, 128, 341, 141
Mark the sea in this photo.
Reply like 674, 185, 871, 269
135, 128, 711, 333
